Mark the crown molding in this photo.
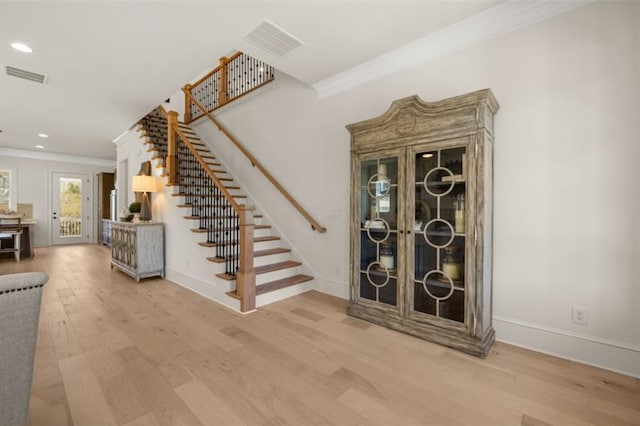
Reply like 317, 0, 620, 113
0, 147, 116, 168
312, 0, 594, 99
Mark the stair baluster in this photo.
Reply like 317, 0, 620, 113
168, 120, 253, 311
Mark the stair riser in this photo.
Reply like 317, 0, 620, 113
253, 228, 271, 239
253, 239, 281, 251
253, 252, 292, 267
256, 267, 302, 286
255, 281, 313, 308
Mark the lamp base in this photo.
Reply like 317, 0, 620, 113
140, 192, 152, 221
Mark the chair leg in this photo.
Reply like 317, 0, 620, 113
14, 234, 21, 262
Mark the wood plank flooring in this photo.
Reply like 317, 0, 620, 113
1, 245, 638, 426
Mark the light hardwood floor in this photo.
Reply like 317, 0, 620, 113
2, 245, 638, 426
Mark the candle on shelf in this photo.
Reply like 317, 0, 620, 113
442, 262, 461, 280
454, 193, 465, 233
377, 163, 387, 177
380, 243, 394, 270
442, 246, 462, 280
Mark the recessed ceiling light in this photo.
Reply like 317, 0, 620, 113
10, 42, 33, 53
38, 133, 49, 138
35, 145, 45, 149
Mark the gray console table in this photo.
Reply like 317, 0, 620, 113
110, 222, 164, 282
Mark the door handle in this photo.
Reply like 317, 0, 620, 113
52, 212, 57, 219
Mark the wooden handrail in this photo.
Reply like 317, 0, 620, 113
182, 88, 327, 233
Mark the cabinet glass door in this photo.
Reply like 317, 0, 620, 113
358, 156, 400, 307
412, 147, 467, 323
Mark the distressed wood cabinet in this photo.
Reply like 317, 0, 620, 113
346, 89, 499, 357
111, 222, 164, 282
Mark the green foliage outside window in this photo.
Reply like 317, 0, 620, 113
0, 170, 10, 212
59, 178, 82, 218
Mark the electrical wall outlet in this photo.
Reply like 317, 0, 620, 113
572, 306, 588, 325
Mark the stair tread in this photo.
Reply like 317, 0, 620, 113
206, 247, 291, 263
176, 194, 246, 199
191, 224, 270, 233
198, 235, 278, 247
225, 274, 313, 299
255, 260, 302, 275
216, 261, 302, 281
184, 213, 262, 219
256, 274, 314, 295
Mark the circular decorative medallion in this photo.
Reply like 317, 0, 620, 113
423, 219, 455, 248
366, 262, 390, 288
366, 218, 390, 243
422, 270, 454, 300
367, 174, 391, 199
423, 167, 455, 197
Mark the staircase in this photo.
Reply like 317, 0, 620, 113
137, 107, 313, 310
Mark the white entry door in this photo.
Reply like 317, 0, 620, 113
52, 172, 91, 245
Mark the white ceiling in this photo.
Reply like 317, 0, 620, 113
0, 1, 504, 160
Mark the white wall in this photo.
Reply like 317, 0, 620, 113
186, 2, 639, 376
0, 154, 115, 247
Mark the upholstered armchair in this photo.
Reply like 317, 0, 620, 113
0, 272, 48, 426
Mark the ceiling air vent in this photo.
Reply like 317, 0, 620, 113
4, 65, 48, 84
243, 19, 304, 57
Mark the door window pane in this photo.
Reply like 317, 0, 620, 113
59, 178, 82, 237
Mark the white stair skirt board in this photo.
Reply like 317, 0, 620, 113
166, 268, 240, 313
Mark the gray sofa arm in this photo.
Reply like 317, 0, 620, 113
0, 272, 48, 426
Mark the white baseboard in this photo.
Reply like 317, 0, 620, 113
494, 316, 640, 378
165, 267, 240, 313
312, 277, 349, 300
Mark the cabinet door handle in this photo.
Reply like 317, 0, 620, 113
399, 230, 404, 234
407, 230, 411, 234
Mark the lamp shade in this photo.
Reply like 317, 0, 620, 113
131, 175, 156, 193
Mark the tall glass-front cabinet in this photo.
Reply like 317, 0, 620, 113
346, 90, 499, 357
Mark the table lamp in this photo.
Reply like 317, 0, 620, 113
131, 175, 157, 222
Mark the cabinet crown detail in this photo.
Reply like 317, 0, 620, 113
346, 89, 498, 357
346, 89, 499, 152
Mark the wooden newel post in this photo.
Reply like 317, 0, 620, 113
236, 205, 256, 313
166, 111, 179, 186
218, 56, 228, 106
183, 84, 193, 124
